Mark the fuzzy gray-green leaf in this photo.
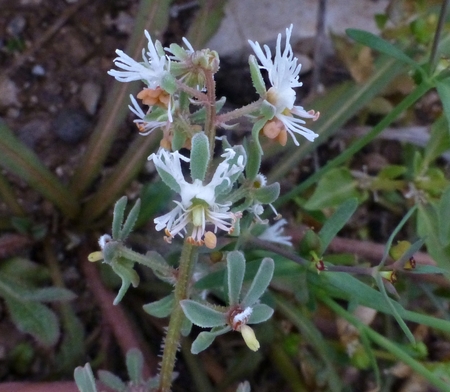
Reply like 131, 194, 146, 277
180, 300, 226, 328
113, 196, 127, 240
254, 182, 280, 204
74, 363, 98, 392
248, 303, 274, 324
97, 370, 126, 392
242, 258, 274, 307
227, 251, 246, 306
126, 348, 144, 384
190, 133, 210, 181
143, 294, 174, 318
249, 54, 266, 96
191, 326, 230, 354
120, 198, 141, 240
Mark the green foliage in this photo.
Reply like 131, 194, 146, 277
190, 133, 210, 181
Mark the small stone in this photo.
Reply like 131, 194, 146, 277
0, 78, 19, 108
7, 15, 27, 37
17, 119, 50, 149
52, 109, 90, 144
31, 64, 45, 76
80, 82, 102, 115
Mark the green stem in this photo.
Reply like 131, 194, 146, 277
275, 80, 432, 207
321, 295, 450, 391
159, 239, 197, 392
428, 0, 449, 75
215, 98, 264, 125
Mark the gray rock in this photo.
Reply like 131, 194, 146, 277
7, 15, 27, 37
52, 109, 90, 144
80, 82, 102, 115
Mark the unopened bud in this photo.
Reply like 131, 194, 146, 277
240, 324, 260, 352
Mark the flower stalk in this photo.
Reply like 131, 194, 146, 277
159, 239, 197, 392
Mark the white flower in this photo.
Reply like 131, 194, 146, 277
248, 25, 319, 146
258, 219, 292, 247
108, 30, 168, 88
128, 95, 168, 135
148, 148, 245, 248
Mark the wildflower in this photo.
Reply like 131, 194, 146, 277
148, 148, 245, 248
108, 31, 168, 88
128, 95, 169, 136
258, 218, 292, 246
249, 25, 320, 146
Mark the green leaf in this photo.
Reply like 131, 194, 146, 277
25, 287, 76, 302
120, 199, 141, 240
253, 182, 280, 204
126, 348, 144, 384
318, 198, 358, 254
191, 326, 230, 354
0, 121, 79, 219
97, 370, 126, 392
74, 363, 98, 392
346, 29, 419, 69
417, 203, 450, 273
245, 138, 262, 182
143, 294, 174, 318
249, 54, 266, 96
304, 168, 364, 210
190, 133, 210, 181
4, 295, 59, 347
227, 251, 246, 306
180, 300, 226, 327
438, 185, 450, 247
242, 258, 274, 307
423, 116, 450, 167
374, 273, 415, 344
248, 303, 274, 324
251, 117, 267, 155
436, 79, 450, 136
113, 196, 127, 240
378, 165, 406, 179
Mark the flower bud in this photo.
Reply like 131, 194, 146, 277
240, 325, 260, 352
88, 251, 103, 262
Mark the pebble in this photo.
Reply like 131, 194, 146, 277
0, 78, 19, 108
31, 65, 45, 76
52, 109, 90, 144
80, 81, 102, 115
7, 15, 27, 37
17, 119, 49, 149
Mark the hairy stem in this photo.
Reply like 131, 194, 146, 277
204, 70, 217, 158
158, 240, 197, 392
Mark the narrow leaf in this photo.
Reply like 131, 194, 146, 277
242, 258, 274, 307
436, 79, 450, 136
248, 303, 274, 324
190, 133, 210, 181
191, 327, 230, 354
97, 370, 126, 392
180, 300, 226, 328
120, 198, 141, 240
74, 363, 98, 392
346, 29, 419, 69
126, 348, 144, 384
5, 295, 59, 347
319, 198, 358, 254
113, 196, 127, 240
226, 251, 246, 306
143, 294, 174, 318
438, 185, 450, 246
245, 137, 262, 182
